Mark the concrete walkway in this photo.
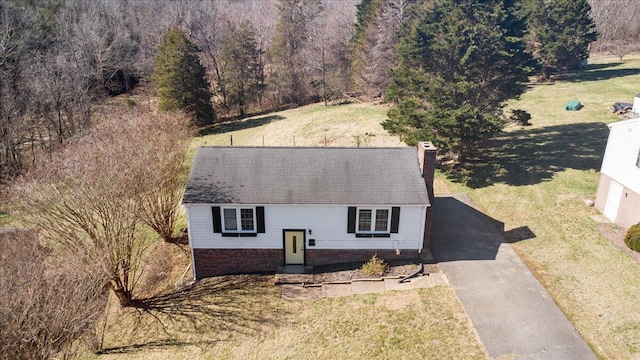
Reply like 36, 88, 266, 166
431, 194, 596, 360
281, 272, 449, 300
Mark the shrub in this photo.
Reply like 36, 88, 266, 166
0, 230, 107, 358
361, 254, 389, 277
124, 98, 136, 108
509, 109, 532, 126
353, 133, 372, 147
624, 223, 640, 252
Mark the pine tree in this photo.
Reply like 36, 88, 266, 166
525, 0, 598, 79
219, 21, 265, 116
384, 0, 531, 161
350, 0, 420, 98
350, 0, 383, 93
153, 27, 215, 125
269, 0, 320, 105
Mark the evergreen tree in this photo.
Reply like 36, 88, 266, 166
350, 0, 421, 98
270, 0, 320, 105
219, 21, 265, 116
350, 0, 383, 93
525, 0, 598, 79
153, 27, 215, 125
384, 0, 531, 161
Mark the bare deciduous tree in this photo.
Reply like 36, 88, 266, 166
218, 21, 265, 116
12, 111, 191, 307
0, 230, 107, 359
135, 112, 193, 243
269, 0, 323, 106
304, 1, 358, 105
590, 0, 640, 57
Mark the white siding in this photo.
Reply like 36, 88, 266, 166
185, 204, 426, 251
600, 119, 640, 195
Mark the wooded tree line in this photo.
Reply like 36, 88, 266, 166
1, 0, 625, 181
591, 0, 640, 59
0, 0, 359, 182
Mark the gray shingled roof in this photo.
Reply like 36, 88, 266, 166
183, 146, 429, 205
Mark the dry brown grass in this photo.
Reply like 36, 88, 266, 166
95, 276, 485, 360
193, 102, 404, 148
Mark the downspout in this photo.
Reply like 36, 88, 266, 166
184, 206, 197, 281
419, 205, 427, 253
399, 263, 424, 283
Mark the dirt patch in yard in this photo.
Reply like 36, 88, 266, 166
597, 223, 640, 263
312, 261, 441, 283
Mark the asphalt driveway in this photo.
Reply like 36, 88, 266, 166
431, 194, 596, 360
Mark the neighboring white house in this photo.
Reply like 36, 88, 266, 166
632, 94, 640, 115
595, 118, 640, 229
182, 143, 436, 279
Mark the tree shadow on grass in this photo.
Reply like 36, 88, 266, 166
580, 62, 623, 71
446, 122, 609, 188
199, 115, 286, 136
98, 275, 280, 354
97, 339, 225, 354
556, 61, 640, 83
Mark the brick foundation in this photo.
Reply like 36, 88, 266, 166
193, 248, 283, 279
192, 248, 421, 279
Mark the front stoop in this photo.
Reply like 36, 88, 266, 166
275, 265, 314, 284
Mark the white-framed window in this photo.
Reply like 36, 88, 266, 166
356, 207, 391, 233
222, 207, 256, 232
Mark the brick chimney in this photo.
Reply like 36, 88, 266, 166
417, 142, 436, 204
417, 142, 436, 250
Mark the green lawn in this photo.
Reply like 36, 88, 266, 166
444, 54, 640, 359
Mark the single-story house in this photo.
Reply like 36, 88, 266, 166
595, 118, 640, 229
182, 142, 436, 279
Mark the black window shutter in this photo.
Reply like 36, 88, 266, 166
212, 207, 222, 233
256, 206, 265, 233
390, 207, 400, 233
347, 207, 356, 233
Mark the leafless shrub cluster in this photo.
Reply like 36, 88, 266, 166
11, 111, 192, 307
590, 0, 640, 58
138, 246, 176, 295
0, 230, 107, 359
